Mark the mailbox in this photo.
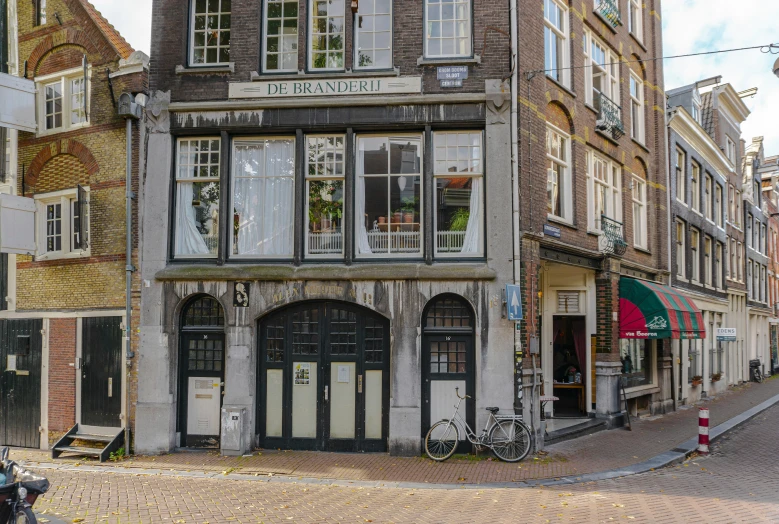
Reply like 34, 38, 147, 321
117, 93, 142, 120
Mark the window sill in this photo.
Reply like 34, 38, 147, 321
155, 262, 498, 282
545, 75, 576, 98
176, 63, 235, 75
631, 137, 650, 153
675, 275, 689, 283
417, 55, 481, 66
35, 251, 90, 262
37, 123, 90, 138
547, 215, 576, 229
250, 68, 400, 81
629, 32, 647, 52
633, 245, 651, 255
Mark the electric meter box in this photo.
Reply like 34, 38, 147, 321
221, 407, 246, 455
0, 194, 36, 255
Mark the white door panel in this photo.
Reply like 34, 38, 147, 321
187, 377, 221, 436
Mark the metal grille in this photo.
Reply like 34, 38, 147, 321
425, 297, 472, 328
292, 307, 319, 355
265, 316, 285, 362
188, 337, 224, 372
430, 340, 467, 374
329, 308, 357, 355
183, 296, 225, 327
364, 317, 385, 363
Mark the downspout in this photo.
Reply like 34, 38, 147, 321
664, 109, 676, 412
124, 116, 134, 453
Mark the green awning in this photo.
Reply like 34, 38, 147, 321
620, 278, 705, 339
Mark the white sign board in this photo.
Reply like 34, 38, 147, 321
229, 76, 422, 99
0, 194, 36, 255
0, 73, 36, 133
716, 328, 737, 341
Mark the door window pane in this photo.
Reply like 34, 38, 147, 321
264, 0, 298, 71
175, 139, 221, 257
232, 138, 295, 257
355, 0, 392, 69
310, 0, 345, 70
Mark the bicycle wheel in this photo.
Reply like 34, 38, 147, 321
425, 420, 460, 461
14, 506, 37, 524
489, 419, 532, 463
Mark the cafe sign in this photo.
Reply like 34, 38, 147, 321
229, 76, 422, 99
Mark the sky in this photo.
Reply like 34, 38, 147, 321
91, 0, 778, 153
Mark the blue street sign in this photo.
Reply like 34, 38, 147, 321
506, 284, 523, 321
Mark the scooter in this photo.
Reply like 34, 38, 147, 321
0, 447, 49, 524
750, 359, 764, 383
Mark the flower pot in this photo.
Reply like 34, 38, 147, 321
378, 216, 387, 225
691, 379, 703, 387
392, 212, 402, 224
403, 213, 414, 224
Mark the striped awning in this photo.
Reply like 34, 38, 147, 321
619, 278, 706, 340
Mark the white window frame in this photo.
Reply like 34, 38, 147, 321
262, 0, 300, 73
632, 175, 647, 249
690, 227, 700, 283
424, 0, 473, 59
586, 148, 622, 233
433, 131, 484, 258
704, 173, 713, 221
627, 0, 642, 41
735, 190, 742, 227
716, 242, 723, 289
309, 0, 346, 71
629, 71, 645, 143
189, 0, 231, 67
761, 223, 766, 255
690, 161, 699, 212
546, 123, 572, 223
675, 148, 686, 205
704, 236, 712, 286
544, 0, 570, 87
35, 66, 91, 136
583, 29, 620, 109
676, 219, 686, 279
716, 183, 723, 228
737, 241, 743, 282
305, 134, 346, 259
34, 187, 90, 261
747, 213, 753, 249
726, 136, 737, 165
354, 0, 393, 70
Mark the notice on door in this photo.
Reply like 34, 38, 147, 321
337, 365, 351, 384
6, 354, 16, 371
294, 363, 311, 385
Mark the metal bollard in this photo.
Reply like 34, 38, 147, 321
698, 408, 710, 455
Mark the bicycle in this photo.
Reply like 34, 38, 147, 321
424, 387, 532, 463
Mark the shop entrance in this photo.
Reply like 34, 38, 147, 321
257, 302, 390, 452
551, 316, 587, 417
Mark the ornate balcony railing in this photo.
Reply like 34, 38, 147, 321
595, 93, 625, 141
595, 0, 622, 27
599, 215, 627, 257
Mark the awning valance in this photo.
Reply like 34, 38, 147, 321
619, 278, 705, 339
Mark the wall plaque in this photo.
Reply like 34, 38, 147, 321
233, 282, 250, 307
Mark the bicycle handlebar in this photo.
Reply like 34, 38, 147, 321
455, 387, 472, 400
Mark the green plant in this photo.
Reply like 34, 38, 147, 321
109, 447, 127, 462
401, 196, 419, 213
449, 208, 471, 231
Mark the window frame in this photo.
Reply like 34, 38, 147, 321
675, 148, 686, 205
308, 0, 347, 71
676, 220, 686, 279
262, 0, 300, 73
188, 0, 232, 67
704, 172, 713, 221
715, 241, 723, 289
737, 241, 743, 282
629, 71, 645, 143
690, 161, 699, 212
715, 183, 723, 228
423, 0, 473, 59
34, 0, 47, 26
34, 187, 91, 261
586, 148, 622, 234
583, 29, 620, 109
35, 66, 91, 136
690, 227, 700, 283
627, 0, 642, 41
632, 175, 647, 249
545, 123, 572, 223
704, 235, 712, 286
354, 0, 394, 71
544, 0, 570, 87
726, 136, 737, 165
305, 134, 346, 259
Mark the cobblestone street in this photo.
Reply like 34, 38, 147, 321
28, 400, 779, 523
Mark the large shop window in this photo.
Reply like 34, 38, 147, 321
190, 0, 231, 66
620, 339, 651, 389
424, 0, 472, 58
356, 135, 423, 257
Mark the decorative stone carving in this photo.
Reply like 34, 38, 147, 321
485, 79, 511, 125
118, 51, 150, 73
146, 90, 171, 134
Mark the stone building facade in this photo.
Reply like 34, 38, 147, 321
0, 0, 147, 449
137, 0, 520, 456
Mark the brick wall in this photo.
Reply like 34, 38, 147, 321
48, 318, 76, 432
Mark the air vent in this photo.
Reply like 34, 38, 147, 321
557, 291, 580, 313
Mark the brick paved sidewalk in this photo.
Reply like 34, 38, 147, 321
13, 376, 779, 486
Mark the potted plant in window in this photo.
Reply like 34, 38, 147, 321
449, 208, 471, 232
401, 196, 419, 224
711, 372, 722, 382
691, 375, 703, 386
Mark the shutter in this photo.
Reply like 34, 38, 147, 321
76, 184, 89, 250
557, 291, 580, 314
82, 54, 89, 121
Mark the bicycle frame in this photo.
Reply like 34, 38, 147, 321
442, 395, 519, 447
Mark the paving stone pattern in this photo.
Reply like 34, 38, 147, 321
29, 401, 779, 523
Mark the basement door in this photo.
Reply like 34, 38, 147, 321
80, 317, 123, 428
0, 319, 43, 448
258, 302, 390, 452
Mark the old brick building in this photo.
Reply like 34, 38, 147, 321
517, 0, 677, 433
0, 0, 147, 452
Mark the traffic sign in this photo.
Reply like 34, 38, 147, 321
506, 284, 523, 321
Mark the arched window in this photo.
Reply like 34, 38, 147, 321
182, 295, 225, 328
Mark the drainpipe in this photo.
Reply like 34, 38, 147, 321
664, 109, 675, 411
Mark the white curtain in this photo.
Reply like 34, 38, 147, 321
175, 182, 210, 256
356, 153, 372, 255
234, 141, 295, 256
462, 177, 482, 253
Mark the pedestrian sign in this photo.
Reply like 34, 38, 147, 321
506, 284, 523, 321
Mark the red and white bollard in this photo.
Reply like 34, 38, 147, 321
698, 408, 710, 455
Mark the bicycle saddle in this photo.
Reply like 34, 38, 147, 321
485, 407, 499, 413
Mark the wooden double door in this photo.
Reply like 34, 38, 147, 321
258, 302, 390, 452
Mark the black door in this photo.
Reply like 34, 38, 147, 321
421, 296, 476, 451
81, 317, 123, 427
0, 319, 43, 448
258, 302, 390, 452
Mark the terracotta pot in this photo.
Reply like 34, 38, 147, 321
403, 213, 415, 224
392, 212, 402, 223
378, 216, 387, 225
691, 379, 703, 387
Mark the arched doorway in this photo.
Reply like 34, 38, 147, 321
422, 295, 476, 450
257, 301, 390, 452
178, 295, 226, 448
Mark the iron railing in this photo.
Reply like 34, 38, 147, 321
595, 0, 622, 27
595, 93, 625, 141
599, 214, 627, 256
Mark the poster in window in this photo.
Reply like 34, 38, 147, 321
294, 363, 311, 385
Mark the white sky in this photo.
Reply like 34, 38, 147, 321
91, 0, 779, 154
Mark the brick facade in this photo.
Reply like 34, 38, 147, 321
47, 318, 76, 432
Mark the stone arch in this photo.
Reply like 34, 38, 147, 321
27, 29, 104, 76
25, 139, 99, 188
631, 156, 648, 179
